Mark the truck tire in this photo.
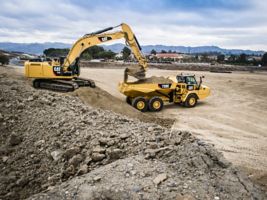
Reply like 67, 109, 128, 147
184, 94, 198, 108
126, 96, 132, 105
148, 97, 163, 112
132, 97, 148, 112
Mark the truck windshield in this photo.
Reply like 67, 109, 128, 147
185, 76, 197, 85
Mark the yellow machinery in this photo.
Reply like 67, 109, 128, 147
119, 74, 210, 112
24, 22, 210, 111
24, 23, 147, 91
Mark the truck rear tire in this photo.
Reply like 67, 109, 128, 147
148, 97, 163, 112
184, 94, 198, 108
126, 97, 132, 105
132, 97, 147, 112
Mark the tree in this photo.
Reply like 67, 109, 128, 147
238, 53, 247, 63
122, 47, 131, 60
97, 50, 116, 59
0, 54, 9, 65
262, 52, 267, 66
161, 50, 167, 53
228, 54, 236, 62
81, 46, 115, 60
151, 49, 157, 55
217, 54, 225, 62
43, 48, 69, 57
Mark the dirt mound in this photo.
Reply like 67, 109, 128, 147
72, 87, 174, 128
0, 66, 266, 200
134, 76, 173, 84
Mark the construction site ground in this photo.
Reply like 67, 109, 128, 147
78, 67, 267, 189
2, 65, 266, 199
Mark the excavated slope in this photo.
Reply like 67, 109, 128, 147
0, 66, 266, 200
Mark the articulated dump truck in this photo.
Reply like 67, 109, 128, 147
119, 74, 210, 112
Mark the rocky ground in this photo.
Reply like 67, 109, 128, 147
0, 66, 266, 200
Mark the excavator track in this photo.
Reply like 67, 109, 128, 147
33, 79, 95, 92
73, 77, 96, 88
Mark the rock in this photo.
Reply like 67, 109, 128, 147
132, 185, 142, 192
16, 177, 28, 187
62, 165, 75, 178
77, 164, 88, 175
214, 197, 220, 200
148, 127, 154, 132
27, 96, 34, 101
108, 149, 123, 160
92, 146, 106, 154
91, 153, 105, 161
99, 138, 108, 145
8, 133, 22, 146
51, 150, 63, 161
17, 103, 25, 110
120, 133, 130, 140
64, 147, 80, 159
2, 156, 8, 163
0, 113, 4, 121
34, 140, 45, 147
69, 154, 83, 167
84, 157, 92, 165
93, 176, 101, 182
153, 173, 168, 185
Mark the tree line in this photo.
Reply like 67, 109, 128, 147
43, 46, 132, 60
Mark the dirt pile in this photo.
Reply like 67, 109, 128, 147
0, 67, 266, 200
72, 87, 174, 128
134, 76, 173, 84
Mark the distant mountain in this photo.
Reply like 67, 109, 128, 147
103, 44, 264, 55
0, 42, 264, 55
0, 42, 71, 55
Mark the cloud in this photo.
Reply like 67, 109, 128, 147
0, 0, 266, 50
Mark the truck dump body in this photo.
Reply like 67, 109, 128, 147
119, 81, 176, 102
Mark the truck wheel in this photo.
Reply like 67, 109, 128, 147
126, 97, 132, 105
148, 97, 163, 112
132, 97, 148, 112
184, 94, 198, 108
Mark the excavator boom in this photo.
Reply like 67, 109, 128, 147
63, 23, 147, 81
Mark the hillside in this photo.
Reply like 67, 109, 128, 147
0, 66, 266, 200
0, 42, 264, 55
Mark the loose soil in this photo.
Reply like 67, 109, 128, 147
1, 66, 266, 199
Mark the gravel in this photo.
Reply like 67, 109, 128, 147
0, 67, 266, 200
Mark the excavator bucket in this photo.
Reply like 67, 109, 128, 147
124, 67, 146, 82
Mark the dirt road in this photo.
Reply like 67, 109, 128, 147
79, 67, 267, 187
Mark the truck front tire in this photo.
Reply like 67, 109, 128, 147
184, 94, 198, 108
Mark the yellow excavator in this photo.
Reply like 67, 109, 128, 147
25, 23, 210, 111
24, 23, 147, 91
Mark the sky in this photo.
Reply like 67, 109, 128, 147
0, 0, 266, 50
